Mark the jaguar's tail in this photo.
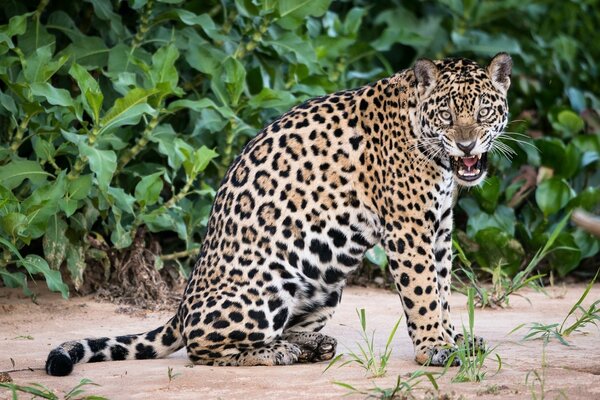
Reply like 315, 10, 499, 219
45, 315, 183, 376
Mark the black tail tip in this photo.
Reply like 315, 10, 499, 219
45, 349, 73, 376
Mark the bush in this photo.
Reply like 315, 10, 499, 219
0, 0, 598, 298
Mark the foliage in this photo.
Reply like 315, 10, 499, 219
325, 308, 401, 378
452, 213, 571, 308
511, 270, 600, 345
0, 378, 107, 400
446, 288, 502, 383
0, 0, 598, 295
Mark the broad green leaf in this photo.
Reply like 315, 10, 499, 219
0, 268, 31, 296
556, 110, 584, 136
43, 214, 68, 270
21, 173, 67, 238
69, 63, 103, 123
66, 245, 86, 290
150, 44, 180, 93
573, 228, 600, 259
79, 143, 117, 191
107, 187, 136, 215
135, 172, 164, 207
0, 159, 50, 189
20, 254, 69, 298
110, 208, 132, 249
30, 82, 75, 107
98, 88, 156, 135
182, 146, 219, 178
85, 0, 126, 36
473, 176, 501, 213
32, 137, 56, 162
0, 212, 28, 239
548, 232, 581, 277
467, 205, 516, 237
184, 42, 224, 75
218, 57, 246, 106
535, 178, 575, 217
68, 174, 93, 201
277, 0, 332, 28
365, 245, 388, 270
0, 12, 31, 48
265, 32, 318, 70
22, 44, 69, 84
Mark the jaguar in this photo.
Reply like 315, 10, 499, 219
46, 53, 512, 376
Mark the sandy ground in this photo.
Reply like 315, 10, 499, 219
1, 284, 599, 400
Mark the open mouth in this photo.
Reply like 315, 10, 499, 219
450, 153, 488, 182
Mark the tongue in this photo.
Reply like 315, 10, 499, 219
462, 156, 478, 168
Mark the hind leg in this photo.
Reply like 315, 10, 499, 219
187, 340, 301, 366
282, 332, 337, 363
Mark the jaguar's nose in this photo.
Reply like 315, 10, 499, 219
456, 140, 476, 154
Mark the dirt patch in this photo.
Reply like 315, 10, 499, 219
83, 227, 185, 311
1, 285, 599, 399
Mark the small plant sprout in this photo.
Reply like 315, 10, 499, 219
446, 288, 502, 383
0, 378, 107, 400
512, 269, 600, 345
325, 308, 401, 378
333, 369, 440, 400
167, 366, 182, 384
525, 342, 568, 400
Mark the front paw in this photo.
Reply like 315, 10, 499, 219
415, 344, 460, 367
454, 333, 486, 354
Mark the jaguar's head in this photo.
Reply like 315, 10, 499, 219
413, 53, 512, 186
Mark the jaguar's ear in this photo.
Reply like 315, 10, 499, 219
413, 58, 438, 98
488, 53, 512, 94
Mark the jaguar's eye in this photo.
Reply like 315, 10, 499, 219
439, 110, 452, 123
478, 107, 491, 119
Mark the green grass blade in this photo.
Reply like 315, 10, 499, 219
559, 269, 599, 334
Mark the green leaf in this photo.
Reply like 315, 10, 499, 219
535, 178, 575, 217
43, 215, 68, 270
556, 110, 584, 136
30, 82, 75, 108
79, 143, 117, 191
365, 245, 388, 270
0, 159, 50, 189
66, 245, 86, 291
22, 173, 67, 239
219, 57, 246, 106
22, 44, 69, 84
0, 212, 28, 239
98, 88, 156, 136
69, 63, 103, 123
135, 172, 164, 207
20, 254, 69, 299
548, 232, 581, 277
182, 146, 219, 178
110, 208, 132, 249
277, 0, 332, 28
573, 228, 600, 259
467, 205, 516, 237
150, 44, 180, 95
32, 137, 56, 162
68, 174, 93, 201
107, 187, 136, 215
472, 176, 501, 213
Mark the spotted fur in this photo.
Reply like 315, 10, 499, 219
46, 54, 512, 376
